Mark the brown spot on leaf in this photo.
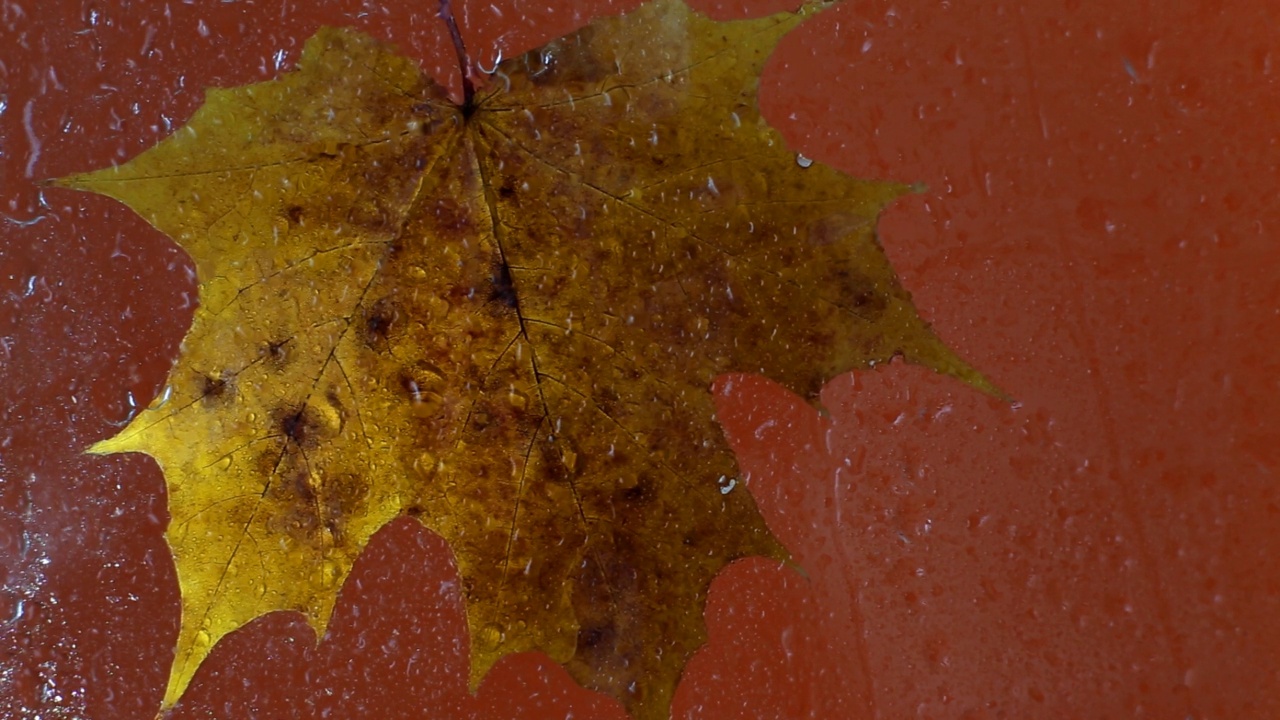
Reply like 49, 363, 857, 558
617, 472, 653, 505
291, 466, 316, 504
838, 268, 889, 320
275, 403, 337, 450
261, 339, 291, 367
321, 471, 369, 541
807, 211, 870, 247
199, 373, 231, 404
578, 620, 616, 653
489, 259, 519, 309
362, 298, 399, 348
280, 409, 311, 447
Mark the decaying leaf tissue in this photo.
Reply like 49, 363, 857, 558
57, 0, 995, 717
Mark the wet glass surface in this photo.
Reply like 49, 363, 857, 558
3, 0, 1278, 718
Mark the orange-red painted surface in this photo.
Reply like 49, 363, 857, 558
3, 1, 1277, 718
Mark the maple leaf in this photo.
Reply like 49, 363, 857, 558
54, 0, 997, 717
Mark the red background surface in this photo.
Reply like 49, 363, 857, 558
3, 0, 1278, 718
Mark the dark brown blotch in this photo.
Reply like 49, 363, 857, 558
199, 373, 232, 404
276, 405, 325, 449
577, 621, 616, 652
265, 469, 322, 544
837, 269, 889, 320
281, 410, 309, 447
317, 142, 347, 160
262, 338, 291, 367
270, 505, 321, 542
617, 473, 653, 505
252, 444, 281, 478
292, 467, 316, 505
470, 408, 493, 434
489, 259, 519, 309
594, 386, 622, 418
321, 471, 369, 542
538, 437, 573, 484
346, 203, 391, 233
362, 298, 399, 348
284, 204, 304, 225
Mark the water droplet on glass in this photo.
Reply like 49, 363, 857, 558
414, 452, 439, 482
795, 154, 813, 168
480, 623, 504, 648
560, 443, 580, 475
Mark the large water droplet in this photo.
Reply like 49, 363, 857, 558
479, 623, 504, 649
414, 452, 439, 482
507, 388, 529, 411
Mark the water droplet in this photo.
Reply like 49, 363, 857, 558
559, 442, 579, 475
314, 394, 343, 434
795, 153, 813, 168
507, 388, 529, 410
413, 452, 439, 482
215, 456, 232, 471
480, 623, 504, 648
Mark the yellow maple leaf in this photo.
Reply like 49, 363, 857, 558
54, 1, 997, 717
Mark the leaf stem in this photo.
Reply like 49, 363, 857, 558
438, 0, 476, 113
